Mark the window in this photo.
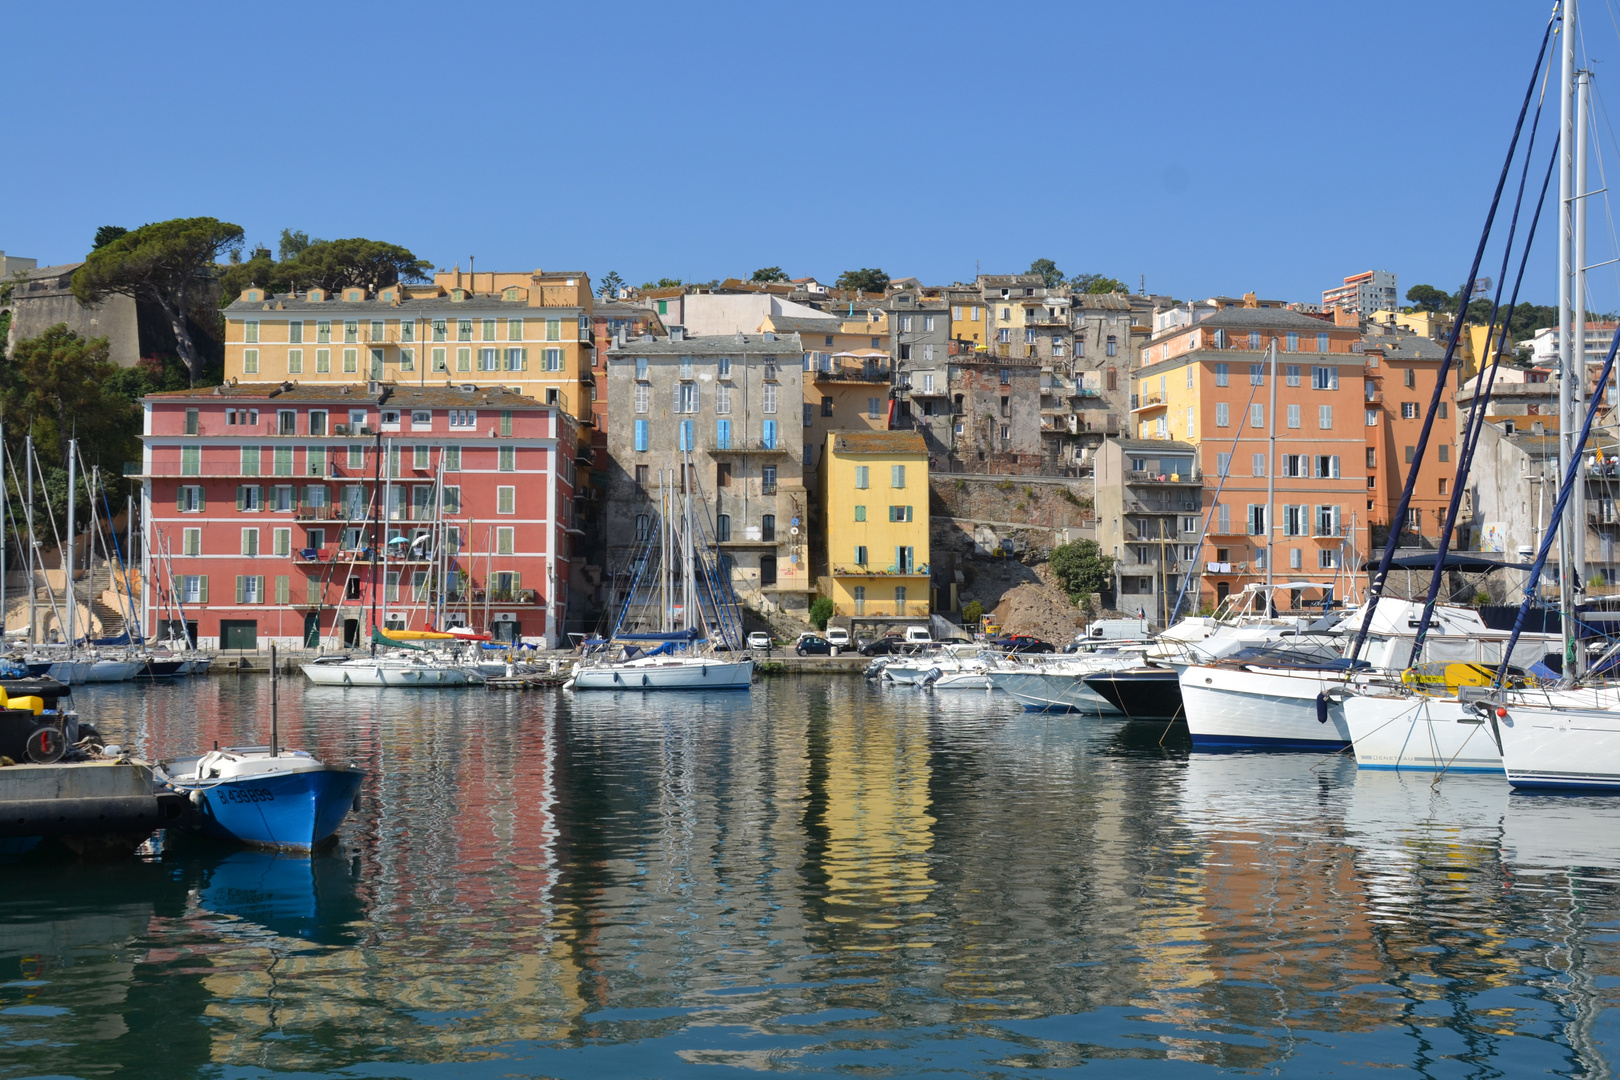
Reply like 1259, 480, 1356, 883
1287, 332, 1299, 352
546, 318, 562, 341
717, 356, 731, 378
760, 514, 776, 542
237, 446, 260, 476
1216, 452, 1230, 477
1287, 404, 1300, 429
681, 418, 697, 450
272, 527, 291, 557
272, 446, 293, 476
177, 484, 205, 512
1106, 335, 1117, 357
891, 465, 906, 488
1316, 333, 1330, 353
716, 514, 730, 542
1315, 455, 1341, 478
431, 347, 447, 372
181, 446, 201, 476
715, 419, 732, 448
1367, 448, 1377, 469
270, 485, 295, 512
1252, 453, 1266, 477
497, 486, 515, 514
1312, 366, 1339, 390
496, 527, 515, 555
458, 319, 473, 342
1216, 503, 1231, 534
1405, 446, 1416, 464
1319, 406, 1332, 429
1286, 364, 1300, 386
1401, 402, 1419, 419
1290, 548, 1302, 570
1248, 332, 1262, 350
762, 465, 777, 494
867, 397, 882, 419
855, 465, 869, 489
1438, 477, 1449, 495
635, 419, 649, 452
674, 382, 698, 413
1215, 363, 1229, 386
1283, 505, 1304, 536
1316, 505, 1340, 536
1250, 403, 1264, 429
182, 527, 201, 556
633, 383, 650, 414
431, 319, 447, 342
456, 348, 471, 372
1249, 505, 1266, 535
1319, 549, 1338, 569
241, 527, 260, 556
715, 385, 731, 415
1366, 409, 1378, 427
763, 384, 778, 414
854, 505, 866, 521
1438, 444, 1450, 463
1439, 402, 1448, 419
1215, 403, 1229, 427
286, 348, 303, 375
888, 505, 914, 522
442, 485, 460, 513
498, 446, 516, 472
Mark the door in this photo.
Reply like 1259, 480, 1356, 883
220, 620, 258, 651
493, 619, 520, 643
343, 618, 360, 647
303, 612, 320, 648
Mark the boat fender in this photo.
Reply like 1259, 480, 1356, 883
1315, 692, 1328, 725
189, 788, 206, 807
352, 791, 362, 813
642, 675, 649, 686
702, 665, 707, 677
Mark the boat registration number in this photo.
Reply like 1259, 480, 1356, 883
220, 787, 275, 804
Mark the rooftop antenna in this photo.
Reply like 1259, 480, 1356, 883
468, 256, 474, 293
1140, 274, 1146, 296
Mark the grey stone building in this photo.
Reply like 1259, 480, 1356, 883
603, 329, 814, 617
1094, 438, 1204, 626
5, 262, 143, 364
887, 287, 952, 456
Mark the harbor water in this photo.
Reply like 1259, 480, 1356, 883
5, 676, 1620, 1077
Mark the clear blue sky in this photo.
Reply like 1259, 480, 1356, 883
1, 1, 1598, 307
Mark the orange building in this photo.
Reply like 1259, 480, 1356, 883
1359, 323, 1460, 542
1131, 305, 1369, 608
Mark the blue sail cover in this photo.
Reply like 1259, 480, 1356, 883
617, 628, 702, 642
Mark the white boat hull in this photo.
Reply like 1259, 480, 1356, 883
45, 660, 92, 684
301, 660, 482, 687
1497, 690, 1620, 790
81, 660, 143, 683
570, 658, 753, 691
931, 671, 994, 690
1179, 665, 1352, 749
1343, 692, 1502, 773
987, 670, 1120, 713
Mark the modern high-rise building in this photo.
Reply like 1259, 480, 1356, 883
1323, 270, 1398, 315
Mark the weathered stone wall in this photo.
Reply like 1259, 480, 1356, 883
927, 474, 1096, 595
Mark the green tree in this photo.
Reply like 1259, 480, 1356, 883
809, 596, 834, 630
1070, 273, 1127, 294
598, 270, 625, 297
836, 267, 889, 294
1028, 258, 1064, 289
279, 238, 429, 292
72, 216, 243, 386
750, 266, 789, 283
1405, 284, 1452, 313
2, 324, 139, 494
961, 599, 985, 625
278, 228, 316, 261
92, 225, 128, 250
639, 278, 683, 290
1049, 539, 1116, 605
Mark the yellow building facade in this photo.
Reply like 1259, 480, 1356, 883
821, 430, 930, 619
223, 269, 595, 422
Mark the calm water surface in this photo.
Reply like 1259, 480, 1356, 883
4, 676, 1620, 1078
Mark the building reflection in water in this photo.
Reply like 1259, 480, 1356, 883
3, 680, 1619, 1077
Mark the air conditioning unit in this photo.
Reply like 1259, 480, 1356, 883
358, 425, 374, 436
333, 424, 349, 436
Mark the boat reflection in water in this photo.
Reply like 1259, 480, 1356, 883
176, 838, 366, 945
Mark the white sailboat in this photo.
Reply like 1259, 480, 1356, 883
569, 457, 752, 692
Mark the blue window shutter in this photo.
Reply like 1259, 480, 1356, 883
635, 419, 648, 452
716, 419, 730, 448
763, 420, 777, 448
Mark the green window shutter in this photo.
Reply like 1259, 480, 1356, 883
176, 487, 185, 511
197, 488, 205, 512
235, 576, 244, 604
521, 348, 528, 370
198, 575, 208, 603
257, 576, 265, 604
236, 486, 245, 511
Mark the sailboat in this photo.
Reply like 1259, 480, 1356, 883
568, 457, 752, 691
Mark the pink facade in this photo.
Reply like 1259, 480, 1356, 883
140, 383, 577, 650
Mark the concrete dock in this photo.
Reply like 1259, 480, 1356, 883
0, 760, 186, 856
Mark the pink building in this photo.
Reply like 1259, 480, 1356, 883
139, 382, 578, 650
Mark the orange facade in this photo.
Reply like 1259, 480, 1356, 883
1360, 342, 1461, 542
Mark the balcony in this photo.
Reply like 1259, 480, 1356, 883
1131, 393, 1166, 413
1125, 470, 1201, 485
831, 565, 930, 579
812, 366, 891, 384
706, 440, 790, 456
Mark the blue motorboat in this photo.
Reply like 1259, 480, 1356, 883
158, 747, 363, 850
158, 645, 364, 850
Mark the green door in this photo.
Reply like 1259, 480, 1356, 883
220, 620, 258, 650
303, 613, 320, 648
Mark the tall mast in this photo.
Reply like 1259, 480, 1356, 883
381, 437, 392, 633
65, 438, 75, 653
1265, 338, 1277, 603
1558, 0, 1577, 674
1574, 67, 1592, 609
25, 436, 34, 645
682, 452, 696, 634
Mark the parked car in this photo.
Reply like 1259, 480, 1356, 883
795, 635, 833, 656
746, 632, 773, 650
859, 635, 908, 657
903, 626, 933, 645
993, 634, 1055, 654
824, 626, 850, 647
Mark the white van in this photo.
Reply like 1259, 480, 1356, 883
824, 626, 850, 649
903, 626, 933, 645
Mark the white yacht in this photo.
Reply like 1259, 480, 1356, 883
301, 652, 483, 687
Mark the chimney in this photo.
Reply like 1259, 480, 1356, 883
669, 326, 685, 342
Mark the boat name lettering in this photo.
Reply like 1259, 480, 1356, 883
221, 787, 275, 804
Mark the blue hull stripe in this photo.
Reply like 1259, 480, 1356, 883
1189, 734, 1349, 751
183, 768, 363, 850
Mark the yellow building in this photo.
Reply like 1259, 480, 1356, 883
223, 268, 595, 422
821, 430, 930, 619
948, 287, 985, 348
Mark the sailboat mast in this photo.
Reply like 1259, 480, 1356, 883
381, 437, 392, 633
25, 436, 34, 645
1574, 67, 1591, 605
1558, 0, 1577, 674
682, 453, 696, 635
65, 438, 75, 652
1265, 338, 1277, 603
